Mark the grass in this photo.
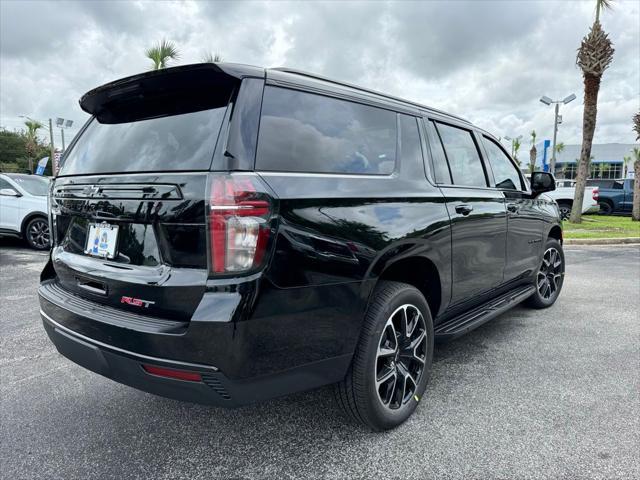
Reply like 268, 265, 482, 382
562, 214, 640, 239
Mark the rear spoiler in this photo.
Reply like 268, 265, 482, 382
79, 63, 264, 124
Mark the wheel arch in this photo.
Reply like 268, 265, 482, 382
548, 224, 563, 244
20, 211, 48, 236
373, 255, 443, 320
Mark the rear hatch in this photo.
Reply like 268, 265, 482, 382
49, 65, 238, 321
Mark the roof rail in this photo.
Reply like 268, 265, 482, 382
270, 67, 471, 124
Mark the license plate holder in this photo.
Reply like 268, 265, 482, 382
85, 222, 119, 259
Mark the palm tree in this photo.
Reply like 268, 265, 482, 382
632, 112, 640, 221
569, 0, 615, 223
513, 137, 521, 166
529, 130, 537, 173
23, 119, 43, 173
555, 142, 565, 155
145, 39, 179, 70
202, 52, 223, 63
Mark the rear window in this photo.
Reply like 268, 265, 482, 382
256, 87, 397, 174
59, 107, 227, 176
587, 179, 613, 189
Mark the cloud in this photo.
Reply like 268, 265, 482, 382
1, 0, 638, 148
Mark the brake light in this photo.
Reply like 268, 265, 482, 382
208, 174, 273, 274
142, 364, 202, 382
592, 188, 599, 201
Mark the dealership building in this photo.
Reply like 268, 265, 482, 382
533, 142, 636, 179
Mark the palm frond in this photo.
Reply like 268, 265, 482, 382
633, 112, 640, 141
145, 39, 180, 70
595, 0, 614, 23
202, 51, 223, 63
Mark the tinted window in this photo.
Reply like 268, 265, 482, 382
256, 87, 396, 174
613, 180, 624, 190
425, 120, 451, 183
0, 178, 13, 190
60, 107, 227, 176
587, 179, 613, 189
399, 115, 423, 172
436, 123, 486, 187
10, 176, 50, 196
483, 137, 522, 190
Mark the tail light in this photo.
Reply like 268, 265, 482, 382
592, 188, 599, 201
207, 174, 273, 274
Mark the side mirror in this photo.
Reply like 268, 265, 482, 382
530, 172, 555, 197
0, 188, 21, 197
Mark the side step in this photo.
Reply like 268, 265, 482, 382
434, 284, 535, 341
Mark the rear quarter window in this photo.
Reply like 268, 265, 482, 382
256, 87, 397, 175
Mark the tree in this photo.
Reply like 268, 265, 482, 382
555, 142, 565, 155
23, 119, 43, 173
569, 0, 615, 223
513, 137, 521, 165
145, 39, 179, 70
202, 52, 223, 63
529, 130, 537, 173
0, 128, 51, 175
632, 112, 640, 221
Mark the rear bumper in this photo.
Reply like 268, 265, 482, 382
41, 309, 351, 407
585, 203, 600, 213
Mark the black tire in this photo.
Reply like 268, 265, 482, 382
598, 201, 613, 215
557, 202, 572, 221
24, 216, 50, 250
525, 238, 565, 309
335, 281, 434, 431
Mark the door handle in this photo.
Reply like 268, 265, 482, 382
455, 204, 473, 215
507, 203, 519, 213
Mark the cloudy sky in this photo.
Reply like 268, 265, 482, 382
1, 0, 638, 150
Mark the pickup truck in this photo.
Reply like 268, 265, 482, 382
549, 180, 600, 220
587, 179, 634, 215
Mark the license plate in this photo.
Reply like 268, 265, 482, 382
85, 222, 119, 259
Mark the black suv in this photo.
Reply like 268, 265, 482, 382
39, 63, 563, 430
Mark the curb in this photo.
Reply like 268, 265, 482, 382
564, 237, 640, 246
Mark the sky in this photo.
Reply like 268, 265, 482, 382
1, 0, 639, 151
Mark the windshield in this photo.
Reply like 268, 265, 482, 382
11, 176, 50, 196
59, 106, 227, 176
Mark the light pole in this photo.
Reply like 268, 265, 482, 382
55, 118, 74, 151
540, 94, 576, 175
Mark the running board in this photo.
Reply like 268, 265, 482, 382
434, 285, 535, 341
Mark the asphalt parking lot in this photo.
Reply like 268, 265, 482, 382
1, 239, 639, 480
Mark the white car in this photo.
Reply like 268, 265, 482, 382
546, 179, 600, 220
0, 173, 50, 249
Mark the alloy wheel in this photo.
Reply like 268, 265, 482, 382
375, 304, 427, 410
28, 219, 50, 249
537, 247, 563, 300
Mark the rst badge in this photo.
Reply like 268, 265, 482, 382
121, 296, 155, 308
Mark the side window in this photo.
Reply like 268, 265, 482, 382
425, 120, 452, 184
0, 178, 13, 190
482, 137, 523, 190
256, 86, 397, 174
399, 115, 423, 173
435, 123, 487, 187
612, 180, 624, 190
